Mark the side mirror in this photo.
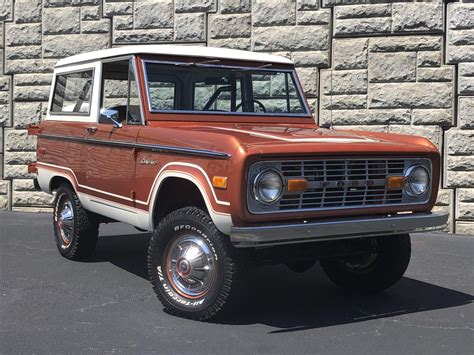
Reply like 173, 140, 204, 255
100, 108, 122, 128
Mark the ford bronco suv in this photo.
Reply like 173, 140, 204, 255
29, 45, 448, 320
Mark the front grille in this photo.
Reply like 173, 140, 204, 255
279, 159, 405, 211
247, 157, 432, 214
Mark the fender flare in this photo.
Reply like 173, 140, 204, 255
147, 163, 232, 235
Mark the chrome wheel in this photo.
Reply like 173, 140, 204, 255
165, 234, 216, 299
57, 195, 74, 247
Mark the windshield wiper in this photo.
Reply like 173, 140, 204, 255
175, 59, 220, 67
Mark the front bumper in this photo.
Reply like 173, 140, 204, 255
230, 212, 449, 248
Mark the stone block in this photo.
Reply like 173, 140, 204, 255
4, 59, 56, 74
446, 129, 474, 155
333, 38, 368, 70
431, 204, 453, 233
331, 125, 388, 133
320, 70, 367, 95
320, 94, 367, 110
5, 45, 42, 60
113, 29, 173, 44
389, 125, 442, 149
13, 86, 50, 102
174, 0, 216, 13
292, 51, 329, 68
459, 97, 474, 129
448, 29, 474, 46
0, 91, 9, 104
253, 0, 296, 27
14, 74, 53, 87
43, 7, 80, 35
447, 156, 474, 172
320, 109, 410, 126
43, 0, 72, 6
455, 222, 474, 235
12, 191, 53, 207
412, 109, 453, 126
209, 14, 251, 39
15, 0, 41, 23
174, 13, 206, 42
82, 6, 100, 20
104, 1, 132, 16
436, 188, 453, 207
220, 0, 250, 14
297, 10, 330, 26
417, 51, 441, 67
0, 194, 10, 210
13, 102, 43, 129
3, 165, 35, 179
0, 104, 10, 127
447, 3, 474, 30
334, 17, 391, 37
113, 16, 133, 30
445, 171, 474, 188
297, 0, 318, 11
458, 188, 474, 203
368, 82, 453, 109
368, 52, 416, 83
417, 67, 454, 83
43, 34, 109, 58
459, 63, 474, 95
134, 1, 173, 29
446, 45, 474, 64
0, 76, 10, 90
335, 4, 391, 19
0, 180, 9, 194
369, 36, 442, 53
5, 23, 41, 46
208, 38, 250, 50
296, 67, 318, 97
392, 3, 443, 33
4, 129, 37, 152
12, 179, 37, 191
252, 25, 329, 52
457, 202, 474, 221
0, 0, 12, 21
81, 19, 111, 34
4, 151, 36, 165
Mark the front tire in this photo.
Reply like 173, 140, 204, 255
147, 207, 243, 321
320, 234, 411, 293
53, 184, 99, 260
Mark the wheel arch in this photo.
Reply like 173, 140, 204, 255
149, 171, 232, 235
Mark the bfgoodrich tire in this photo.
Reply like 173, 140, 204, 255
147, 207, 244, 321
53, 184, 99, 260
320, 234, 411, 293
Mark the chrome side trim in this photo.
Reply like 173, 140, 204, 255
37, 133, 231, 159
230, 212, 449, 248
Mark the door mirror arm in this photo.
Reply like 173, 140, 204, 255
100, 108, 122, 128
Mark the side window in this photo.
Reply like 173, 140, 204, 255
51, 70, 93, 114
101, 59, 142, 125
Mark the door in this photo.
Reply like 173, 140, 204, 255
85, 58, 143, 208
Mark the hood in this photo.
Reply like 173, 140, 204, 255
143, 122, 439, 158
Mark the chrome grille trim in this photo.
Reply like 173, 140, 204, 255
247, 158, 432, 214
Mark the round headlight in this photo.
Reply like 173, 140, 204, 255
253, 170, 283, 204
405, 165, 430, 196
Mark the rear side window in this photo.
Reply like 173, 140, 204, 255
51, 70, 94, 114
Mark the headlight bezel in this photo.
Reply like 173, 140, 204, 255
252, 168, 284, 205
404, 164, 430, 197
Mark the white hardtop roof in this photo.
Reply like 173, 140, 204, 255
55, 45, 294, 67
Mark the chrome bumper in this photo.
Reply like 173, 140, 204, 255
230, 212, 449, 248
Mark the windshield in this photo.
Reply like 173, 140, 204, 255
144, 62, 308, 116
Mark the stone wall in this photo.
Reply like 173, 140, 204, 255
0, 0, 472, 234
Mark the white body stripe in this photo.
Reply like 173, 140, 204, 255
37, 162, 232, 234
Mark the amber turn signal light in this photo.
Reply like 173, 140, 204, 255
212, 176, 228, 189
287, 179, 308, 192
386, 176, 405, 189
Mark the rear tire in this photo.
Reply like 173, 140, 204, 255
320, 234, 411, 293
53, 184, 99, 260
147, 207, 245, 321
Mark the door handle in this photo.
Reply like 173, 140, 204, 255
85, 126, 97, 134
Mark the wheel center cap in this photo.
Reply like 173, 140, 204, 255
177, 258, 191, 277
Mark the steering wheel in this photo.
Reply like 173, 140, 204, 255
235, 99, 267, 113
